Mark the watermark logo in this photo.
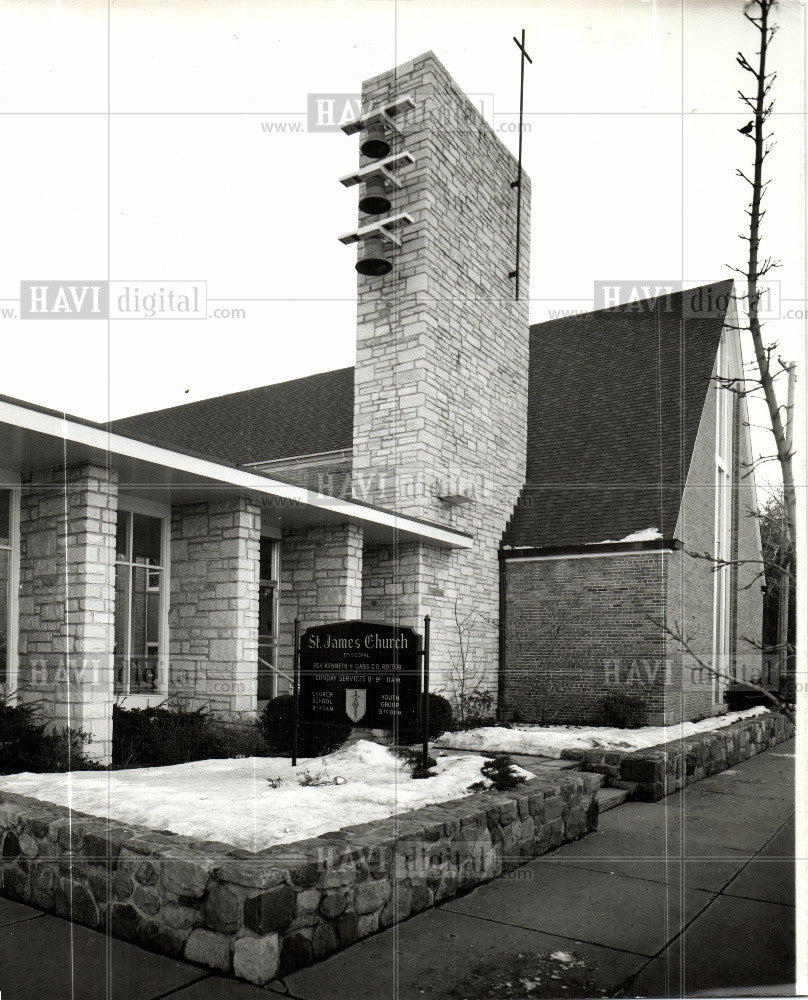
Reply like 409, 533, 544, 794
20, 280, 207, 320
306, 92, 496, 133
307, 93, 364, 132
593, 280, 781, 319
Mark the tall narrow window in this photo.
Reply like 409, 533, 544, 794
0, 490, 12, 688
115, 509, 166, 696
713, 337, 734, 703
257, 537, 280, 704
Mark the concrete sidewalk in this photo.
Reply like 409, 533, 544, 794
0, 741, 796, 999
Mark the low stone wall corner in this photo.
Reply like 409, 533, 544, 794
0, 770, 598, 987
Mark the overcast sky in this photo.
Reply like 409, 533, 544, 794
0, 0, 804, 490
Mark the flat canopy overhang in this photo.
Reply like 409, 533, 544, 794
0, 398, 473, 550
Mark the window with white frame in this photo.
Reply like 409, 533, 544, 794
114, 506, 168, 697
258, 536, 281, 703
712, 336, 734, 701
0, 488, 15, 690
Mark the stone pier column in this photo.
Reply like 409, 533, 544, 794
17, 463, 118, 763
169, 497, 261, 717
277, 523, 364, 673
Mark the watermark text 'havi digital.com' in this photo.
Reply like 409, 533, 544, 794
20, 281, 207, 320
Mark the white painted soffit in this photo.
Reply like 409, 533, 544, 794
0, 399, 472, 550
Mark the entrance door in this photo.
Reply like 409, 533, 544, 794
258, 536, 280, 705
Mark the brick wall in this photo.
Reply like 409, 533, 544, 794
249, 457, 352, 499
666, 323, 763, 721
501, 552, 669, 724
16, 464, 118, 761
350, 52, 530, 703
169, 498, 261, 717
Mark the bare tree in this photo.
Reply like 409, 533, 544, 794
669, 1, 798, 705
656, 617, 794, 725
730, 0, 797, 540
444, 600, 496, 727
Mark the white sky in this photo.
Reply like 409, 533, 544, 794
0, 0, 805, 491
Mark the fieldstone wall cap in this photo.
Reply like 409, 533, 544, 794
161, 854, 216, 898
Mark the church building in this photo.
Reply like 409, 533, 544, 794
0, 52, 762, 761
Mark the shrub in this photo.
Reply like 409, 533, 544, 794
112, 703, 269, 768
595, 693, 648, 729
259, 695, 352, 758
399, 692, 453, 743
469, 754, 526, 792
453, 689, 496, 730
0, 700, 103, 774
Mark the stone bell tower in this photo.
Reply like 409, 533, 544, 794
345, 52, 531, 700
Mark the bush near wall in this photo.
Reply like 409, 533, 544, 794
0, 701, 103, 775
112, 705, 269, 769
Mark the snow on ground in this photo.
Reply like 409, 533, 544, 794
0, 740, 532, 852
434, 707, 769, 758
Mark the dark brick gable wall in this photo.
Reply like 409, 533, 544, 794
500, 328, 764, 727
664, 338, 763, 722
500, 552, 669, 724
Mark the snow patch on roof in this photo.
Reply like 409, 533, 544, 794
593, 527, 662, 545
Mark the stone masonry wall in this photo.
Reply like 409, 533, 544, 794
501, 551, 669, 724
16, 464, 118, 761
169, 497, 260, 717
0, 772, 596, 988
564, 710, 792, 801
351, 52, 531, 703
278, 524, 364, 673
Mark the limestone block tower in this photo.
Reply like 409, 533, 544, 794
349, 52, 531, 701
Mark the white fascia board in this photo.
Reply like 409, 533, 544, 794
0, 400, 472, 550
502, 547, 678, 563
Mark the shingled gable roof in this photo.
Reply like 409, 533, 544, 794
109, 366, 355, 467
502, 279, 735, 550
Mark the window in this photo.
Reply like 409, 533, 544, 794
258, 537, 281, 703
0, 489, 14, 688
115, 507, 167, 697
712, 336, 734, 702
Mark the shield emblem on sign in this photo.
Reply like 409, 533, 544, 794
345, 688, 367, 723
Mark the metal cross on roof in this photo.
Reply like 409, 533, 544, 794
509, 29, 532, 301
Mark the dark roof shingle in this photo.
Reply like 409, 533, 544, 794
502, 280, 733, 548
109, 367, 355, 466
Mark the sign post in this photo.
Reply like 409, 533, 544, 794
422, 615, 430, 772
292, 617, 300, 767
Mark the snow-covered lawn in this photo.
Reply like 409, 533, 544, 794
434, 707, 769, 758
0, 740, 532, 852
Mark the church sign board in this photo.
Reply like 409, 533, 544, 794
298, 620, 421, 730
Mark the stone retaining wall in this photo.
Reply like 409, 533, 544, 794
0, 773, 597, 988
561, 711, 793, 801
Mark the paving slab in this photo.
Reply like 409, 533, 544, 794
624, 894, 795, 997
542, 817, 753, 870
721, 857, 795, 906
693, 768, 795, 801
441, 862, 715, 956
600, 790, 793, 854
541, 850, 752, 895
277, 905, 647, 1000
760, 820, 795, 859
0, 896, 45, 928
0, 913, 203, 1000
166, 974, 288, 998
